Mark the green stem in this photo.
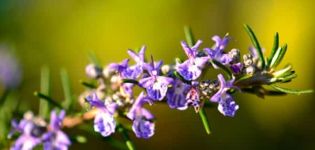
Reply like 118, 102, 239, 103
198, 108, 211, 135
118, 125, 136, 150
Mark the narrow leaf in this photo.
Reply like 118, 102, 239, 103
277, 73, 297, 83
39, 66, 50, 117
122, 79, 139, 85
80, 80, 96, 89
270, 85, 313, 95
269, 47, 282, 68
184, 26, 195, 47
272, 64, 292, 77
273, 44, 287, 67
34, 91, 63, 109
60, 69, 73, 110
244, 24, 266, 69
198, 108, 211, 135
267, 32, 279, 67
235, 74, 253, 84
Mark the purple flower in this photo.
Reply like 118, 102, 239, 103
217, 94, 239, 117
132, 118, 155, 139
204, 35, 232, 66
108, 59, 142, 80
210, 74, 239, 117
166, 79, 190, 110
230, 63, 243, 74
139, 60, 173, 101
42, 110, 71, 150
9, 111, 70, 150
86, 93, 118, 137
127, 46, 146, 67
186, 81, 201, 112
127, 92, 155, 139
9, 113, 44, 150
0, 45, 21, 89
176, 40, 209, 80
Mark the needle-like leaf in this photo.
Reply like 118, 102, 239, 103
244, 24, 266, 69
270, 85, 313, 95
39, 66, 50, 117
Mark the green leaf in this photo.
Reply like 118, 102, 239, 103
198, 108, 211, 135
39, 66, 50, 118
274, 44, 287, 67
235, 74, 253, 84
122, 79, 139, 85
80, 80, 96, 89
244, 24, 266, 69
269, 47, 282, 68
277, 73, 297, 83
34, 91, 63, 109
270, 85, 313, 95
210, 60, 233, 79
60, 69, 73, 110
267, 32, 279, 67
269, 44, 287, 68
272, 64, 292, 77
184, 26, 196, 47
241, 86, 287, 97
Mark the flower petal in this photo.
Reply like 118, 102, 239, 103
94, 111, 116, 137
132, 118, 155, 139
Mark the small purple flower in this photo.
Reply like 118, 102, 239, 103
139, 60, 173, 101
86, 93, 118, 137
0, 45, 22, 89
108, 59, 142, 80
9, 114, 44, 150
127, 46, 146, 67
210, 74, 234, 102
132, 117, 155, 139
204, 35, 232, 66
176, 40, 209, 81
211, 74, 239, 117
230, 63, 243, 74
186, 81, 201, 112
127, 92, 155, 139
217, 94, 239, 117
42, 110, 71, 150
167, 79, 190, 110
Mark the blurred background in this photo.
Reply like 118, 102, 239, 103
0, 0, 314, 149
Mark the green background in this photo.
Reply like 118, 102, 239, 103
0, 0, 314, 149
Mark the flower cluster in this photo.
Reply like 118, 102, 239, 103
82, 33, 262, 140
8, 110, 70, 150
6, 25, 312, 150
